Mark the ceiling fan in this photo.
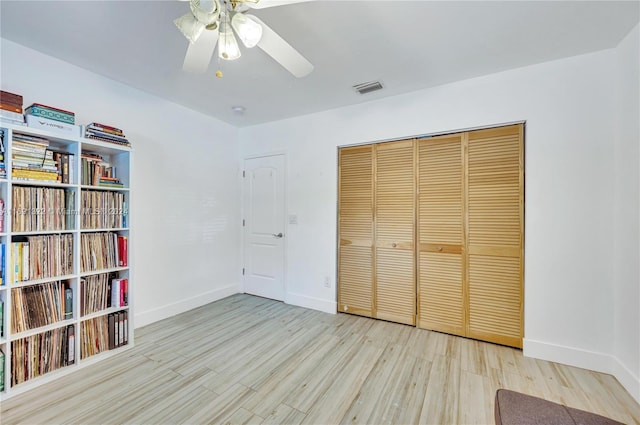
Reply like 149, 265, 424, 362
174, 0, 314, 78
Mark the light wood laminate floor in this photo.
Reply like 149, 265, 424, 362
1, 294, 639, 424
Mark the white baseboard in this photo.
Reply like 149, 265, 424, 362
524, 338, 640, 403
285, 292, 337, 314
134, 284, 239, 328
523, 338, 613, 374
613, 356, 640, 403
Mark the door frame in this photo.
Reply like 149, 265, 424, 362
241, 152, 288, 301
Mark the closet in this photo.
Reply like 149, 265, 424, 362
337, 124, 523, 348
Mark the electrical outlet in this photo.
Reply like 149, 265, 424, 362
323, 276, 331, 288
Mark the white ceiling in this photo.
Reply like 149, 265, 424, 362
1, 1, 638, 127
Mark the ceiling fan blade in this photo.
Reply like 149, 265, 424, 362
247, 15, 313, 78
247, 0, 314, 9
183, 28, 219, 73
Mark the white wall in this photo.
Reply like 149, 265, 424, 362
239, 48, 639, 395
0, 39, 241, 327
613, 24, 640, 402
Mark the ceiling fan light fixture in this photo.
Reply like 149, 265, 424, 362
231, 13, 263, 48
218, 13, 242, 60
174, 13, 206, 43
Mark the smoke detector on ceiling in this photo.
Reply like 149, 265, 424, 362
353, 80, 384, 95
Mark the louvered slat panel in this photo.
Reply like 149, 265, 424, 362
418, 136, 463, 245
467, 255, 522, 347
468, 129, 520, 249
376, 248, 415, 325
375, 141, 415, 325
418, 252, 464, 335
339, 147, 373, 244
338, 146, 373, 316
338, 245, 373, 316
376, 143, 414, 242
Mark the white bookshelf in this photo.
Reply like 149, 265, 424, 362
0, 120, 133, 399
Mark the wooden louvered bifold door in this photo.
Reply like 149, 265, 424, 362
374, 140, 415, 325
338, 145, 374, 317
466, 125, 523, 348
417, 135, 465, 336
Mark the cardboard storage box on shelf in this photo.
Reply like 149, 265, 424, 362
26, 114, 81, 137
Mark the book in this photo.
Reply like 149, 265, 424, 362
64, 286, 73, 320
0, 348, 4, 392
0, 109, 24, 122
123, 311, 128, 345
25, 104, 75, 125
30, 103, 75, 116
1, 244, 5, 286
121, 279, 128, 306
0, 299, 3, 337
67, 325, 75, 364
0, 90, 23, 106
87, 122, 123, 134
118, 236, 128, 267
111, 279, 120, 308
118, 311, 124, 347
25, 115, 80, 137
108, 314, 115, 349
0, 102, 22, 114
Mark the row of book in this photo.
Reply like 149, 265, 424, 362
12, 186, 75, 232
11, 132, 71, 183
0, 90, 25, 127
80, 233, 128, 273
81, 191, 127, 229
81, 274, 128, 316
11, 281, 72, 334
85, 123, 130, 147
12, 235, 74, 282
81, 153, 124, 187
11, 325, 75, 387
0, 91, 130, 147
9, 135, 127, 186
80, 310, 128, 360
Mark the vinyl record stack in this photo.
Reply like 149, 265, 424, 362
0, 90, 24, 125
85, 122, 130, 147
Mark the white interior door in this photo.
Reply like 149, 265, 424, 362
243, 155, 286, 301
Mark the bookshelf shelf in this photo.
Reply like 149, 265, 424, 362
0, 119, 133, 399
80, 227, 129, 233
10, 274, 77, 288
11, 181, 77, 189
80, 305, 129, 321
9, 318, 76, 341
80, 266, 129, 277
11, 229, 77, 236
80, 185, 129, 192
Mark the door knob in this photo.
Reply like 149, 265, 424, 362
273, 233, 284, 238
